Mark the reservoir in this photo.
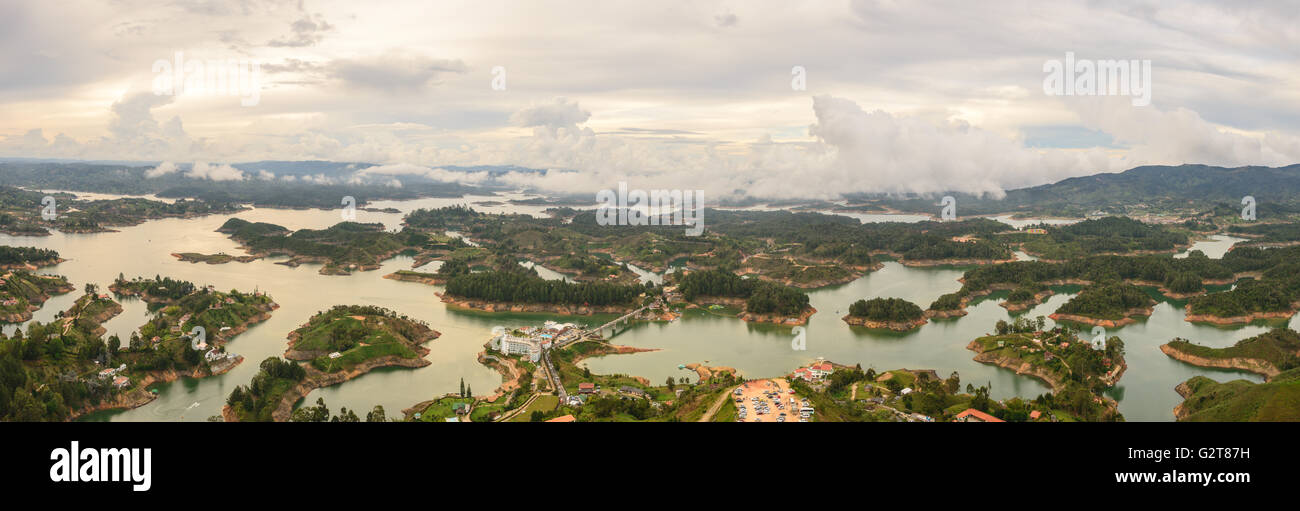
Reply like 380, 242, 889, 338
0, 197, 1278, 422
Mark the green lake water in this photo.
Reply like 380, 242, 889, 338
0, 196, 1278, 422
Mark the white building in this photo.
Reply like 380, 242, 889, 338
492, 333, 543, 362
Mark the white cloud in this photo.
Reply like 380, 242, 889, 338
186, 161, 245, 181
145, 161, 178, 177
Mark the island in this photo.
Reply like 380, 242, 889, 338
842, 297, 926, 331
966, 319, 1126, 421
224, 305, 439, 422
1000, 282, 1052, 312
674, 269, 815, 325
210, 218, 419, 275
1049, 281, 1155, 327
1160, 328, 1300, 380
441, 268, 648, 315
0, 246, 64, 270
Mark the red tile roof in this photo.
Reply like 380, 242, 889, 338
955, 408, 1004, 423
545, 414, 576, 422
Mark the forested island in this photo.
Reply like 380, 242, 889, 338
674, 269, 815, 325
843, 297, 926, 331
1050, 281, 1155, 327
222, 357, 306, 422
441, 267, 649, 315
214, 218, 424, 275
1000, 281, 1052, 312
0, 246, 63, 269
1161, 329, 1300, 380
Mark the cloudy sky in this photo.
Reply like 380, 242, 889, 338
1, 0, 1298, 200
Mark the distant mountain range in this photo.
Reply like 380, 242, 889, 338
1, 158, 1297, 217
872, 164, 1300, 217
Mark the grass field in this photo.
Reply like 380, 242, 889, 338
509, 394, 561, 421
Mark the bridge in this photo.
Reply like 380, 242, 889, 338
553, 302, 658, 348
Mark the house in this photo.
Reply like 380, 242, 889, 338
545, 414, 576, 422
900, 387, 913, 395
577, 382, 596, 394
809, 362, 833, 379
1029, 410, 1042, 421
566, 395, 585, 407
328, 352, 342, 359
954, 408, 1004, 423
792, 368, 812, 381
452, 402, 469, 415
112, 376, 131, 389
1023, 228, 1048, 235
620, 385, 647, 398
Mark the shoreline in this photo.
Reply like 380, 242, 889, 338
1158, 343, 1281, 380
842, 314, 926, 331
966, 339, 1066, 392
1049, 307, 1153, 328
438, 293, 637, 315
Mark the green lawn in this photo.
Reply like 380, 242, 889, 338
509, 394, 561, 422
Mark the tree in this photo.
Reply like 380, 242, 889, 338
366, 405, 387, 422
665, 376, 675, 390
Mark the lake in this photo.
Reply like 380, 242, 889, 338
0, 199, 1278, 422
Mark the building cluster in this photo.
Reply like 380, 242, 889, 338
791, 361, 834, 382
490, 320, 577, 363
97, 363, 130, 390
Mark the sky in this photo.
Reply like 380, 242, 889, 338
1, 0, 1298, 201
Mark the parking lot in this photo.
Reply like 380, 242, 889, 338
731, 378, 811, 423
